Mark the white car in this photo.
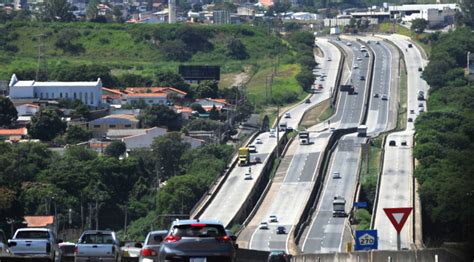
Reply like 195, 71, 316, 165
256, 138, 262, 144
381, 94, 388, 100
244, 173, 252, 180
284, 112, 291, 118
269, 215, 278, 223
327, 57, 332, 61
259, 222, 269, 230
346, 42, 352, 46
353, 64, 359, 69
248, 145, 257, 152
356, 57, 362, 61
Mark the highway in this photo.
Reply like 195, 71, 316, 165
373, 34, 429, 250
199, 38, 340, 227
300, 37, 397, 253
237, 38, 341, 253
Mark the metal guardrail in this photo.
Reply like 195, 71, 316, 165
356, 38, 375, 126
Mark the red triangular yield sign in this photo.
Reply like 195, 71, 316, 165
383, 207, 412, 233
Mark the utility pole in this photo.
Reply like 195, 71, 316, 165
36, 34, 47, 81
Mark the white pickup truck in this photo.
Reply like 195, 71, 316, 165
8, 228, 62, 261
74, 230, 121, 262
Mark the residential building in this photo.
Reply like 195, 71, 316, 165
124, 87, 187, 98
9, 74, 102, 107
0, 127, 28, 141
174, 105, 193, 119
213, 10, 230, 24
126, 93, 168, 105
107, 127, 167, 149
23, 215, 54, 228
389, 3, 458, 27
88, 114, 139, 137
195, 98, 229, 111
102, 87, 124, 104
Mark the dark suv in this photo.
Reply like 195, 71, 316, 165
158, 219, 235, 262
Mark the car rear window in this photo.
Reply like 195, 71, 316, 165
16, 231, 50, 239
146, 233, 166, 245
80, 233, 114, 244
171, 224, 226, 238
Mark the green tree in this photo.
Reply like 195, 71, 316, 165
160, 40, 192, 62
151, 132, 190, 179
411, 18, 429, 34
209, 105, 220, 120
298, 55, 316, 70
186, 119, 223, 131
55, 29, 85, 55
460, 0, 474, 27
64, 125, 92, 144
28, 108, 67, 141
190, 103, 206, 114
193, 80, 219, 98
105, 141, 126, 158
226, 38, 249, 60
0, 97, 18, 127
86, 0, 99, 21
112, 6, 123, 23
296, 68, 315, 91
139, 104, 181, 130
42, 0, 74, 21
153, 72, 190, 94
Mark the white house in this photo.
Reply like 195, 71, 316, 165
106, 127, 167, 149
9, 74, 102, 107
15, 103, 40, 116
125, 93, 168, 105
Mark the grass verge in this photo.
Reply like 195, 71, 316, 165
299, 99, 331, 130
396, 59, 407, 131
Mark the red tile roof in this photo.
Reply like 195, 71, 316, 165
102, 87, 124, 95
24, 216, 54, 227
0, 128, 27, 136
125, 87, 187, 96
127, 93, 167, 97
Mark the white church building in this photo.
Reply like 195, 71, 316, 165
8, 74, 102, 107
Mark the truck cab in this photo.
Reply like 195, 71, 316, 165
332, 196, 346, 217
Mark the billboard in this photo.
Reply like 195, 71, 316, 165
178, 65, 220, 82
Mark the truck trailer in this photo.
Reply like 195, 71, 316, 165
238, 147, 250, 166
332, 196, 347, 217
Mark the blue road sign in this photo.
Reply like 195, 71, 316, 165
354, 202, 368, 208
355, 230, 378, 251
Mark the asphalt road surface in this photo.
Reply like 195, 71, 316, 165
373, 34, 429, 250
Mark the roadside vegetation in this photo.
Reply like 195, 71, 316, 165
415, 27, 474, 244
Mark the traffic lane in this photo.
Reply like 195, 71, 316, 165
301, 136, 362, 253
365, 40, 392, 133
249, 223, 291, 251
199, 132, 277, 225
284, 134, 320, 183
374, 132, 413, 250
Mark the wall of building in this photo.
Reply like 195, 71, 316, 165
122, 127, 167, 149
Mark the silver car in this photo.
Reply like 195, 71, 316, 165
158, 219, 235, 262
139, 230, 167, 262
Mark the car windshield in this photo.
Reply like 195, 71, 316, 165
80, 233, 114, 244
16, 231, 50, 239
171, 224, 226, 238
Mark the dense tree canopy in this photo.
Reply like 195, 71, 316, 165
27, 108, 67, 141
0, 97, 18, 127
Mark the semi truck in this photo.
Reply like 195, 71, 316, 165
238, 147, 250, 166
299, 131, 310, 145
357, 125, 367, 137
332, 196, 346, 217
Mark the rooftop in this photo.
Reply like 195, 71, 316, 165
24, 215, 54, 227
0, 127, 28, 136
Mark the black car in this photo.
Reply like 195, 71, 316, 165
267, 250, 290, 262
359, 76, 365, 81
276, 226, 286, 235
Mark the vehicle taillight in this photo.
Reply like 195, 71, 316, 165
164, 235, 181, 242
46, 243, 51, 253
141, 248, 158, 257
74, 245, 78, 254
217, 235, 231, 241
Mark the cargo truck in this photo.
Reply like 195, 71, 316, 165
299, 131, 310, 145
238, 147, 250, 166
332, 196, 346, 217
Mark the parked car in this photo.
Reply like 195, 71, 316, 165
0, 229, 12, 257
275, 226, 286, 235
8, 228, 62, 262
138, 230, 167, 262
259, 222, 269, 230
75, 230, 121, 262
267, 250, 290, 262
269, 215, 278, 223
158, 219, 236, 262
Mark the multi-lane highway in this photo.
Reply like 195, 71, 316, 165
373, 34, 429, 250
237, 38, 341, 253
199, 38, 340, 228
